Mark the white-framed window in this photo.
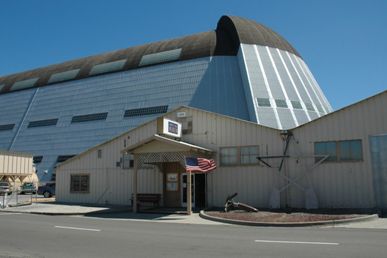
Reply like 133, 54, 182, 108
220, 146, 260, 166
314, 139, 362, 163
240, 146, 259, 165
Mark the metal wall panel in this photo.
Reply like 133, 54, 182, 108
2, 56, 248, 182
290, 92, 387, 208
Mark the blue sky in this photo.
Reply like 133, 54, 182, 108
0, 0, 386, 109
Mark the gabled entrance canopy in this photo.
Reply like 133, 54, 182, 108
122, 134, 213, 156
122, 134, 214, 214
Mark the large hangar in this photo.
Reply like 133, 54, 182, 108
0, 16, 332, 182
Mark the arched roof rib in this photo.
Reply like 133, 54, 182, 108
0, 15, 301, 94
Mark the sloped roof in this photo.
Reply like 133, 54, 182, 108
0, 15, 300, 95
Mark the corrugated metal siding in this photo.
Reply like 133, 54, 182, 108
56, 92, 387, 208
1, 56, 251, 182
290, 92, 387, 208
0, 152, 34, 175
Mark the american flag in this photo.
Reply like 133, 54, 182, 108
185, 157, 216, 173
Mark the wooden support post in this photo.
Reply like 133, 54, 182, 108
133, 154, 138, 213
187, 170, 192, 215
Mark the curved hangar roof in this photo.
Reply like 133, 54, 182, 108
0, 15, 300, 94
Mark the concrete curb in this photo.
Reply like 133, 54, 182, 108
199, 210, 378, 227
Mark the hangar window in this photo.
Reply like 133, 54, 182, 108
28, 119, 58, 128
291, 100, 303, 109
11, 78, 39, 91
57, 155, 76, 163
71, 112, 108, 123
124, 105, 168, 117
275, 99, 287, 108
70, 174, 90, 193
305, 102, 315, 111
139, 48, 182, 67
314, 139, 362, 163
0, 123, 15, 131
89, 59, 127, 76
316, 104, 324, 113
48, 69, 80, 84
33, 156, 43, 164
257, 98, 271, 107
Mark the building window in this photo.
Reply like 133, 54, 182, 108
220, 147, 238, 165
339, 140, 363, 161
0, 123, 15, 131
57, 155, 76, 163
139, 48, 182, 67
97, 149, 102, 159
70, 174, 90, 193
220, 146, 260, 166
291, 100, 303, 109
33, 156, 43, 164
28, 118, 58, 128
240, 146, 259, 165
71, 112, 108, 123
124, 105, 168, 117
314, 139, 362, 163
305, 102, 315, 111
257, 98, 271, 107
275, 99, 287, 108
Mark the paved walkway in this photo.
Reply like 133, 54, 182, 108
0, 203, 224, 225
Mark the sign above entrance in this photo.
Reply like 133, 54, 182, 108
158, 118, 182, 138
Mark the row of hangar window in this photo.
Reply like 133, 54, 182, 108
0, 105, 168, 131
256, 97, 324, 113
0, 48, 182, 93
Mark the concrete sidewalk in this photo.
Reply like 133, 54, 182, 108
0, 202, 126, 215
0, 202, 225, 225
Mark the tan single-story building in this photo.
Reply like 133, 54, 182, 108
55, 91, 387, 213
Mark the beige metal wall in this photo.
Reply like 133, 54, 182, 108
56, 120, 164, 205
56, 92, 387, 209
166, 107, 283, 208
289, 92, 387, 208
0, 151, 34, 176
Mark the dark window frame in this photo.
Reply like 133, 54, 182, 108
124, 105, 168, 118
220, 145, 260, 167
0, 123, 15, 131
71, 112, 108, 123
70, 174, 90, 193
28, 118, 58, 128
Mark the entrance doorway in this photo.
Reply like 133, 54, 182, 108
181, 173, 206, 209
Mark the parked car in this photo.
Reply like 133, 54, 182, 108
37, 183, 55, 198
0, 181, 10, 195
20, 182, 37, 195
